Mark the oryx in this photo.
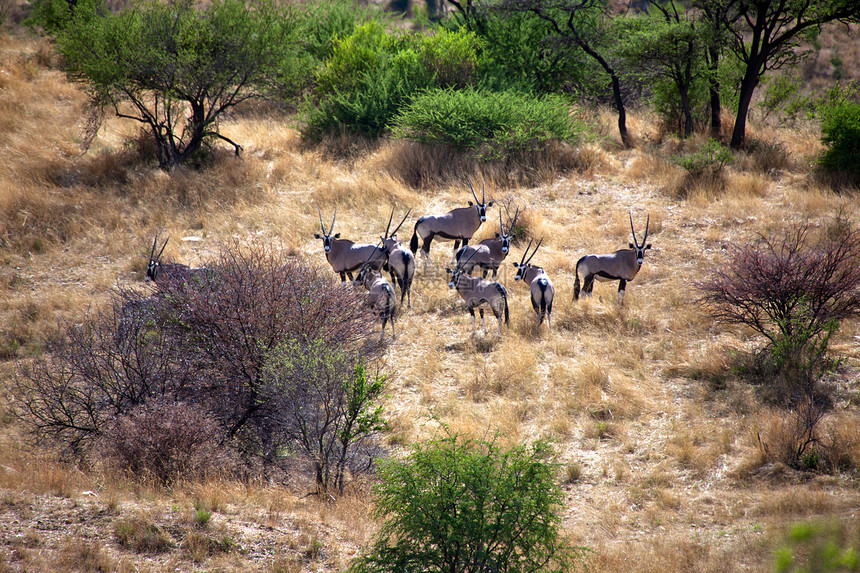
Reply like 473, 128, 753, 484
314, 207, 386, 282
145, 233, 203, 288
355, 249, 397, 341
573, 213, 652, 306
446, 250, 509, 336
453, 205, 518, 279
409, 179, 494, 263
512, 238, 554, 331
380, 208, 416, 308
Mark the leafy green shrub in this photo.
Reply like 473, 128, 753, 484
350, 435, 585, 573
304, 23, 482, 139
670, 138, 734, 177
775, 520, 860, 572
392, 87, 583, 161
819, 92, 860, 175
297, 0, 377, 65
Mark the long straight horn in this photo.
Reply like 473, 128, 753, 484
499, 206, 504, 234
156, 237, 169, 261
643, 214, 650, 243
384, 208, 395, 238
509, 206, 520, 235
525, 237, 543, 265
481, 178, 486, 204
519, 238, 534, 266
150, 234, 159, 259
318, 208, 327, 234
391, 209, 411, 236
467, 178, 479, 204
330, 206, 337, 234
629, 212, 639, 247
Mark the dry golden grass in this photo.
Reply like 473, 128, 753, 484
1, 31, 859, 573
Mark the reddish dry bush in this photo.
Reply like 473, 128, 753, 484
697, 218, 860, 405
100, 399, 225, 485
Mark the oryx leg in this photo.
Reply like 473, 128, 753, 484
617, 279, 627, 306
469, 307, 477, 335
339, 272, 348, 282
479, 307, 487, 333
547, 300, 553, 332
583, 274, 595, 296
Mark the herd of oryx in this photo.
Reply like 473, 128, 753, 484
145, 179, 652, 340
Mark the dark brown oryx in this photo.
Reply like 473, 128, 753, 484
410, 179, 494, 263
446, 250, 509, 336
145, 233, 203, 287
355, 249, 397, 341
380, 208, 416, 308
454, 205, 519, 279
573, 214, 652, 306
315, 207, 386, 282
512, 238, 554, 331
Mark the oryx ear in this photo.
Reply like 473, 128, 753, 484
391, 233, 397, 240
334, 233, 340, 239
468, 201, 474, 206
512, 262, 520, 268
487, 201, 495, 206
646, 243, 652, 250
446, 267, 453, 275
314, 233, 323, 239
495, 232, 501, 238
628, 242, 635, 249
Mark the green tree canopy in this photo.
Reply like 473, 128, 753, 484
351, 435, 584, 573
55, 0, 308, 169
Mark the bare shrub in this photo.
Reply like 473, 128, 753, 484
697, 217, 860, 406
100, 399, 225, 485
11, 241, 388, 489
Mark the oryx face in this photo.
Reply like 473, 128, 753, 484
315, 231, 340, 253
466, 178, 494, 223
146, 260, 159, 282
512, 262, 529, 281
628, 213, 652, 267
446, 267, 461, 289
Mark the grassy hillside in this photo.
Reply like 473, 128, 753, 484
1, 23, 859, 572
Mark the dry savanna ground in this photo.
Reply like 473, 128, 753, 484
1, 25, 860, 573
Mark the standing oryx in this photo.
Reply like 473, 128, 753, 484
513, 238, 554, 331
573, 213, 652, 306
454, 205, 519, 279
410, 179, 494, 263
446, 250, 509, 336
315, 207, 386, 282
355, 249, 397, 341
380, 208, 416, 308
145, 233, 202, 288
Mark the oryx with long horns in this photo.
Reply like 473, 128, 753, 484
354, 246, 397, 341
513, 238, 554, 331
410, 179, 494, 263
446, 249, 509, 336
453, 205, 519, 279
315, 207, 386, 282
380, 208, 416, 308
145, 232, 202, 287
573, 213, 652, 306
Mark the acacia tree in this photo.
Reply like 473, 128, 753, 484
699, 0, 860, 149
616, 1, 706, 138
56, 0, 307, 170
497, 0, 632, 147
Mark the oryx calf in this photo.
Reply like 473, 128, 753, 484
355, 264, 397, 341
145, 233, 203, 288
410, 179, 494, 263
573, 214, 652, 306
380, 208, 416, 308
454, 205, 518, 279
314, 207, 386, 282
513, 238, 554, 331
446, 252, 509, 336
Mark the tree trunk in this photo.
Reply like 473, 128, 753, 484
707, 44, 722, 138
730, 65, 761, 149
680, 87, 693, 138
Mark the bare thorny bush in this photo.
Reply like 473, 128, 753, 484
9, 241, 390, 490
698, 215, 860, 472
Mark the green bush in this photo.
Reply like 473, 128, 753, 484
297, 0, 377, 65
670, 138, 734, 177
819, 86, 860, 175
775, 521, 860, 572
392, 87, 583, 161
350, 435, 585, 573
304, 23, 482, 139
